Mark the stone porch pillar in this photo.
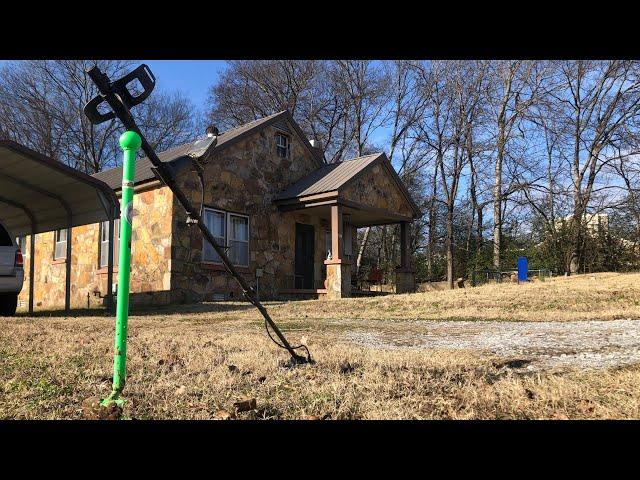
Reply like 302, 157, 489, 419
395, 221, 415, 294
324, 204, 352, 299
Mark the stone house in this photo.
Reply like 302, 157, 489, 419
17, 111, 420, 310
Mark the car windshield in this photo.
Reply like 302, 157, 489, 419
0, 225, 13, 246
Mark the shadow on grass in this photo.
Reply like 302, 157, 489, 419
15, 300, 291, 319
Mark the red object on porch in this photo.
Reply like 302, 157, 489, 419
367, 268, 383, 283
362, 267, 383, 292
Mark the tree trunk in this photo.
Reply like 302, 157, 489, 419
476, 206, 483, 268
446, 207, 454, 289
356, 226, 371, 276
493, 153, 502, 270
427, 216, 434, 280
427, 166, 439, 280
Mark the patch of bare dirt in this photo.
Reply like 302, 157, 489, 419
344, 318, 640, 371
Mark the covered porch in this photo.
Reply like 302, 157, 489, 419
273, 152, 420, 299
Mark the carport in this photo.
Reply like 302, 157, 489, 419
0, 140, 120, 313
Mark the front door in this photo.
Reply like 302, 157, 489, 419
295, 223, 315, 289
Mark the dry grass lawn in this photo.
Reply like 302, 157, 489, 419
2, 272, 640, 419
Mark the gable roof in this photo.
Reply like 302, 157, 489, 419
274, 152, 421, 217
274, 153, 382, 200
92, 110, 324, 190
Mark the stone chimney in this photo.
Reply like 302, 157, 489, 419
206, 125, 219, 138
309, 139, 323, 150
309, 139, 325, 160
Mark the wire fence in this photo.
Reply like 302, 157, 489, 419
470, 268, 553, 287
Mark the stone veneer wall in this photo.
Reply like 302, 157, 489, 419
17, 184, 173, 311
170, 122, 323, 302
342, 163, 414, 217
127, 185, 173, 305
17, 224, 102, 310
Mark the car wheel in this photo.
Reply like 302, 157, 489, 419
0, 293, 18, 316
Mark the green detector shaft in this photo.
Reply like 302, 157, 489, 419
101, 131, 141, 407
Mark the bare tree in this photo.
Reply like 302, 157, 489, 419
549, 61, 640, 273
208, 60, 353, 163
485, 60, 545, 270
0, 60, 197, 173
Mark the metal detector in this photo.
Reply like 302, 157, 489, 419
84, 63, 312, 406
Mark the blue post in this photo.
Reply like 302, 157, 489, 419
517, 256, 528, 283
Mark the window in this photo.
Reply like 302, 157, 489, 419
344, 221, 353, 258
54, 229, 67, 260
100, 220, 120, 267
229, 214, 249, 266
275, 133, 290, 158
325, 230, 332, 260
202, 208, 249, 267
325, 220, 352, 260
203, 208, 226, 264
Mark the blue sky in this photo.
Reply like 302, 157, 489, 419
142, 60, 227, 114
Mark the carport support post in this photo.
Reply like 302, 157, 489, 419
65, 222, 72, 312
102, 131, 141, 408
106, 216, 114, 312
28, 231, 35, 313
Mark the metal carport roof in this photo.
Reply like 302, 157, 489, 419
0, 140, 119, 236
0, 140, 120, 313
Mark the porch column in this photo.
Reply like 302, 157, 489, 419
331, 204, 343, 261
395, 221, 415, 294
324, 204, 351, 299
400, 220, 409, 268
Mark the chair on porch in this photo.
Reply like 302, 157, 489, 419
363, 267, 383, 292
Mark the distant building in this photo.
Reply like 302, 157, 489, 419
559, 213, 609, 233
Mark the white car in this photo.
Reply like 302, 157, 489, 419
0, 221, 24, 316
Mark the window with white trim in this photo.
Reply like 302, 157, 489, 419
343, 221, 353, 258
203, 208, 226, 263
275, 133, 290, 158
203, 208, 250, 267
228, 214, 249, 266
54, 229, 67, 260
99, 219, 120, 267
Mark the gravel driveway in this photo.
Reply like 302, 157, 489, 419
344, 318, 640, 370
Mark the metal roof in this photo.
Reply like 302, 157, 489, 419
274, 152, 421, 217
274, 153, 383, 200
92, 110, 325, 190
0, 140, 119, 236
92, 142, 194, 190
